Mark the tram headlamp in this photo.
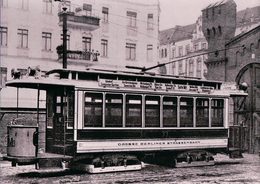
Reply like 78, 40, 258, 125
239, 82, 248, 91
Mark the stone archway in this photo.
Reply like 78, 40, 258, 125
235, 62, 260, 153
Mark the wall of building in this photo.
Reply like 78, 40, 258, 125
0, 0, 160, 108
226, 27, 260, 82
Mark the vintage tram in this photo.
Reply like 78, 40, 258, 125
4, 68, 247, 173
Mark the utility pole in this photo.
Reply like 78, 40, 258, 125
62, 6, 67, 69
55, 0, 67, 69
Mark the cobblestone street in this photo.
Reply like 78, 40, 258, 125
0, 154, 259, 184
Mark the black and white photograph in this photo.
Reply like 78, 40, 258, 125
0, 0, 260, 183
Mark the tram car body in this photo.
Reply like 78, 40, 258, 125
4, 68, 247, 172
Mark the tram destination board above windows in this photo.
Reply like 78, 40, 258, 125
98, 79, 214, 93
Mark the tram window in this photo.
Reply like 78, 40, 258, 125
163, 97, 177, 127
63, 91, 74, 128
84, 93, 103, 127
145, 96, 160, 127
105, 94, 123, 127
180, 97, 193, 127
126, 95, 142, 127
196, 98, 209, 127
211, 99, 224, 127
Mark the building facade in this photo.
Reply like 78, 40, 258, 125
0, 0, 160, 107
159, 18, 208, 79
159, 3, 260, 80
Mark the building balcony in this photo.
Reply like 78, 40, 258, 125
58, 12, 100, 31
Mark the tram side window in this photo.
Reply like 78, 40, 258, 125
180, 97, 193, 127
196, 98, 209, 127
84, 93, 103, 127
126, 95, 142, 127
211, 99, 224, 127
105, 94, 123, 127
163, 97, 177, 127
145, 96, 160, 127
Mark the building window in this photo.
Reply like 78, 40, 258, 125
197, 57, 202, 78
188, 59, 194, 77
185, 44, 190, 54
218, 26, 222, 36
43, 0, 52, 14
42, 32, 52, 51
147, 13, 153, 29
127, 11, 137, 28
19, 0, 28, 10
102, 7, 109, 23
194, 43, 199, 51
172, 62, 176, 75
0, 67, 7, 88
17, 29, 28, 48
126, 43, 136, 60
171, 48, 175, 58
101, 39, 108, 57
234, 51, 240, 66
164, 48, 167, 57
212, 27, 216, 37
207, 29, 210, 38
83, 4, 92, 16
178, 46, 183, 57
178, 61, 183, 75
0, 27, 7, 46
60, 34, 70, 50
83, 37, 91, 51
202, 42, 207, 50
147, 44, 153, 62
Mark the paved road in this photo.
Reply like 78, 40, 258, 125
0, 154, 259, 184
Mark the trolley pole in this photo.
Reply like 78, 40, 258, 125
62, 7, 67, 69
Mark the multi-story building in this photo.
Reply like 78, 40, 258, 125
159, 18, 208, 79
159, 4, 260, 79
0, 0, 160, 107
0, 0, 160, 154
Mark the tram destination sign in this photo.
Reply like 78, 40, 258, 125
98, 79, 214, 93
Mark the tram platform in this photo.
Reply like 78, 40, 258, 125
3, 152, 73, 169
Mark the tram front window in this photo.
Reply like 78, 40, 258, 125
211, 99, 224, 127
105, 94, 123, 127
163, 97, 177, 127
126, 95, 142, 127
84, 93, 103, 127
180, 97, 193, 127
145, 96, 160, 127
196, 98, 209, 127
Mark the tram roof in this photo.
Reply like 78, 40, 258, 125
46, 68, 223, 86
6, 68, 223, 90
6, 76, 75, 90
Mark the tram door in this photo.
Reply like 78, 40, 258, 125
46, 88, 74, 154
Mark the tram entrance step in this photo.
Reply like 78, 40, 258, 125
37, 153, 72, 170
